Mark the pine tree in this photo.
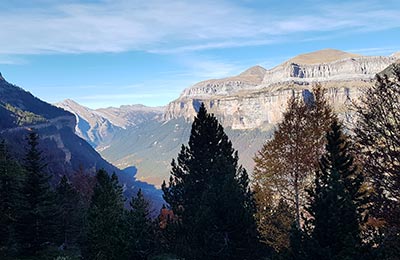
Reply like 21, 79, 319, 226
0, 140, 24, 257
305, 121, 363, 259
56, 175, 82, 249
354, 65, 400, 257
17, 131, 59, 255
83, 169, 127, 260
287, 223, 312, 260
125, 189, 154, 260
162, 103, 259, 259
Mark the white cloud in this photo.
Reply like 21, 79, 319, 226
0, 0, 399, 55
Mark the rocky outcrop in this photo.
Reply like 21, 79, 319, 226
164, 49, 399, 129
392, 51, 400, 58
180, 65, 266, 97
262, 56, 397, 85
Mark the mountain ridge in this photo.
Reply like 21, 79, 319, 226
0, 76, 162, 207
286, 49, 360, 65
56, 99, 164, 147
164, 49, 399, 129
52, 48, 400, 186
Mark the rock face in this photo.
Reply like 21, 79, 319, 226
181, 65, 267, 97
56, 99, 164, 147
164, 49, 399, 130
392, 51, 400, 58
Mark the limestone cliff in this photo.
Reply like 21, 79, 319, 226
164, 49, 399, 129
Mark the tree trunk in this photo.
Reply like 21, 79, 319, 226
294, 172, 300, 228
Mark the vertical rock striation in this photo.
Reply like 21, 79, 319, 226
164, 49, 399, 129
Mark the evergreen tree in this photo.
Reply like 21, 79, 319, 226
305, 121, 363, 259
162, 103, 259, 259
17, 131, 59, 255
0, 140, 24, 257
83, 169, 127, 260
56, 175, 82, 249
125, 189, 154, 260
354, 65, 400, 257
287, 223, 312, 260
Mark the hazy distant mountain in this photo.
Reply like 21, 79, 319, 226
61, 49, 399, 186
0, 74, 162, 207
99, 118, 272, 185
55, 99, 164, 148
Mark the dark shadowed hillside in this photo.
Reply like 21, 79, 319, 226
0, 73, 162, 208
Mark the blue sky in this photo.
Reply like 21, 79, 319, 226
0, 0, 399, 108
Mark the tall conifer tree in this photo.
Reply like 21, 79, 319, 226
83, 169, 127, 260
304, 121, 362, 259
56, 175, 82, 249
17, 132, 58, 255
162, 103, 259, 259
354, 65, 400, 257
0, 140, 24, 257
125, 189, 154, 260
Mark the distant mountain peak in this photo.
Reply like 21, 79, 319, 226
288, 49, 360, 65
62, 98, 78, 104
239, 65, 266, 77
59, 98, 83, 107
0, 72, 4, 81
392, 51, 400, 58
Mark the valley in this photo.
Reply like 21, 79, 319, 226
57, 49, 400, 186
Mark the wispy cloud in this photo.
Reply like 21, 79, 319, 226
178, 56, 244, 79
148, 39, 279, 54
0, 0, 399, 55
345, 47, 400, 56
0, 55, 27, 65
79, 93, 172, 100
73, 91, 179, 108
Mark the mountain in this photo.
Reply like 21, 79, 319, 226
0, 74, 162, 208
287, 48, 360, 64
56, 100, 164, 130
55, 99, 164, 148
164, 49, 398, 129
60, 49, 399, 186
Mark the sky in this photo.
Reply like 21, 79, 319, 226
0, 0, 399, 108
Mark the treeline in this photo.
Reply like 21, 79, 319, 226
252, 67, 400, 259
0, 133, 157, 260
0, 66, 399, 260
